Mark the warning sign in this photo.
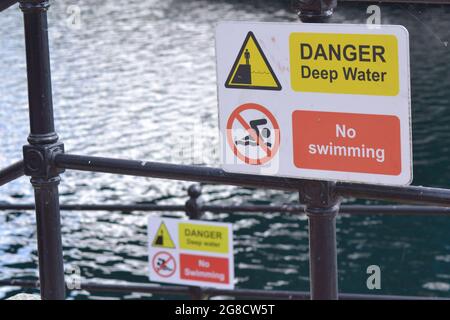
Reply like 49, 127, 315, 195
148, 217, 234, 289
151, 221, 175, 249
225, 32, 281, 90
226, 103, 280, 165
216, 22, 412, 186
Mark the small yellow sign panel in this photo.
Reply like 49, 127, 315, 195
152, 222, 176, 249
225, 32, 281, 90
179, 223, 229, 254
289, 33, 399, 96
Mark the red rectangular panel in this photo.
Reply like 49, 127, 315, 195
292, 110, 401, 175
180, 254, 229, 284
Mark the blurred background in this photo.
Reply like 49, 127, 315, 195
0, 0, 449, 299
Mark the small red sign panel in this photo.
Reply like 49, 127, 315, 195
180, 254, 230, 285
292, 110, 401, 175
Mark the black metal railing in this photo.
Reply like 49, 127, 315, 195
1, 184, 450, 300
1, 183, 450, 300
0, 279, 447, 300
0, 0, 450, 300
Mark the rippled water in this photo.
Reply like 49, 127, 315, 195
0, 0, 449, 299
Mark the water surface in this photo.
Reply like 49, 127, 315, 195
0, 0, 449, 299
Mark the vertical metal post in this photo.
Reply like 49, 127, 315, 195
20, 0, 66, 300
296, 0, 337, 22
185, 184, 203, 220
296, 0, 339, 301
300, 181, 340, 300
185, 184, 208, 300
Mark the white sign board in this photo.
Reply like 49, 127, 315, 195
148, 217, 234, 289
216, 22, 412, 186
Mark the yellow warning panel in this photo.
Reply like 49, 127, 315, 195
178, 223, 229, 254
289, 32, 399, 95
225, 32, 281, 91
152, 222, 176, 249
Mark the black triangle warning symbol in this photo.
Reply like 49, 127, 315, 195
151, 221, 176, 249
225, 31, 281, 91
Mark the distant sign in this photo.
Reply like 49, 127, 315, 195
216, 22, 412, 186
148, 217, 234, 289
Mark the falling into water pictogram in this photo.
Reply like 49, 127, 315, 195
225, 31, 281, 90
151, 222, 176, 249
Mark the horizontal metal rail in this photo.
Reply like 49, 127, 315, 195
204, 204, 450, 215
4, 0, 450, 14
54, 154, 450, 206
0, 203, 186, 212
0, 160, 24, 187
336, 183, 450, 206
0, 279, 444, 300
53, 154, 306, 191
341, 0, 450, 3
1, 203, 450, 216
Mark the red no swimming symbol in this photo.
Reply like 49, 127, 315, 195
226, 103, 280, 165
152, 251, 176, 278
